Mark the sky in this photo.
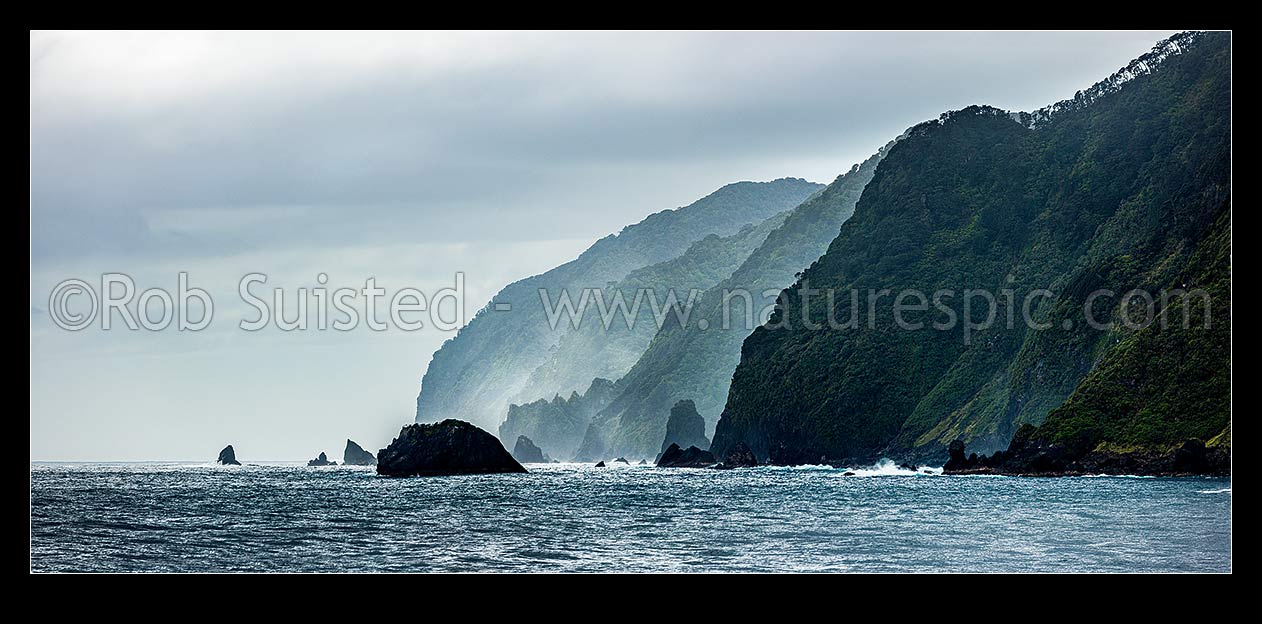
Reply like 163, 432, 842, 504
30, 30, 1176, 461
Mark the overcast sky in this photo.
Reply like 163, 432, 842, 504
30, 30, 1175, 461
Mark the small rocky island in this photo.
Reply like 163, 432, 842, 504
217, 445, 241, 466
511, 435, 547, 464
377, 419, 527, 477
307, 452, 337, 466
343, 439, 377, 466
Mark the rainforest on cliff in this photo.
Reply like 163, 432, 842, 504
412, 32, 1230, 474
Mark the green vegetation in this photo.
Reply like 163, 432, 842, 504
1031, 208, 1230, 455
712, 32, 1231, 465
581, 145, 891, 459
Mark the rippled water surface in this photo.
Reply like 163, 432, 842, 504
30, 462, 1231, 572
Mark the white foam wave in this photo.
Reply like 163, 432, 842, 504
840, 458, 940, 477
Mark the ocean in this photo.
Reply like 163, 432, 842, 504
30, 461, 1231, 572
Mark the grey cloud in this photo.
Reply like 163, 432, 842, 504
31, 31, 1173, 264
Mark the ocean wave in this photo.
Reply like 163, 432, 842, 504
839, 459, 940, 477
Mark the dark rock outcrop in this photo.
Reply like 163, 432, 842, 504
943, 440, 970, 472
656, 443, 716, 468
614, 457, 629, 464
376, 420, 527, 477
343, 439, 377, 466
716, 441, 758, 468
943, 428, 1231, 477
217, 445, 241, 465
659, 400, 710, 459
594, 461, 606, 467
307, 452, 337, 466
512, 435, 547, 464
638, 459, 648, 465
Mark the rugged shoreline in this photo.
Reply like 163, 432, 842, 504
941, 427, 1230, 478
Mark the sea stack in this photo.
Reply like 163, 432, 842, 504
658, 400, 710, 462
511, 435, 547, 464
343, 439, 377, 466
307, 452, 336, 466
217, 445, 241, 466
376, 419, 527, 477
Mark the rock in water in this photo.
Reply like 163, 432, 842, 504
659, 400, 710, 458
512, 435, 547, 463
943, 439, 970, 472
307, 452, 336, 466
638, 459, 648, 465
614, 457, 629, 464
343, 439, 377, 466
376, 420, 527, 477
217, 445, 241, 466
594, 461, 606, 467
657, 443, 716, 468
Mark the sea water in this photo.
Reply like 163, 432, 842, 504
30, 461, 1231, 572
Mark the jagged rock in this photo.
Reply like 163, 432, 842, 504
718, 441, 757, 468
614, 457, 629, 464
638, 459, 647, 465
899, 462, 919, 471
376, 420, 527, 477
217, 445, 241, 466
500, 378, 617, 462
659, 400, 710, 458
307, 452, 336, 466
942, 430, 1230, 476
594, 461, 606, 467
943, 439, 970, 472
343, 439, 377, 466
656, 443, 716, 468
512, 435, 547, 464
842, 471, 856, 477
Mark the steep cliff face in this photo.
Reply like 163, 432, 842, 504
498, 377, 617, 461
992, 208, 1231, 474
510, 211, 790, 406
415, 178, 823, 433
579, 146, 890, 460
712, 31, 1230, 466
